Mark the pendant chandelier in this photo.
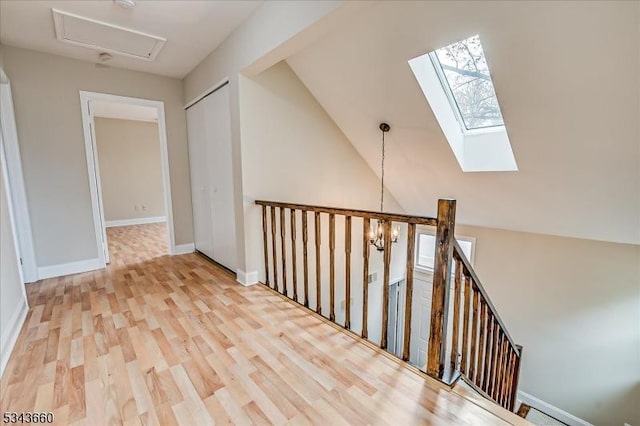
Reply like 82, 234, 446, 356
369, 122, 399, 251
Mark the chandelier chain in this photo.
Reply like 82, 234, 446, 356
380, 129, 385, 212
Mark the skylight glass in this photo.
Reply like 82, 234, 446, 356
430, 35, 504, 130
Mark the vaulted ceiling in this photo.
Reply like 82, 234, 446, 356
287, 1, 640, 245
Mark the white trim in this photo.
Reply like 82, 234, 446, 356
79, 91, 177, 266
408, 53, 517, 172
517, 391, 593, 426
105, 216, 166, 228
184, 77, 229, 109
37, 257, 103, 280
415, 226, 477, 271
174, 243, 195, 255
0, 79, 38, 283
0, 299, 28, 377
236, 269, 258, 286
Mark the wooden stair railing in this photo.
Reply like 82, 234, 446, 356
255, 198, 522, 412
449, 240, 523, 410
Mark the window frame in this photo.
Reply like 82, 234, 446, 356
427, 39, 505, 134
414, 228, 476, 274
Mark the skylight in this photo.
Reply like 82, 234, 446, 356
429, 35, 504, 131
408, 35, 518, 172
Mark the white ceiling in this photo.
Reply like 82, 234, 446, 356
287, 1, 640, 245
0, 0, 261, 78
91, 100, 157, 122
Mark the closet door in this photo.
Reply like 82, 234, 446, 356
186, 84, 237, 272
187, 96, 214, 259
202, 85, 237, 271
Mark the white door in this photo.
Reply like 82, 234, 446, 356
187, 99, 214, 259
410, 275, 432, 369
409, 272, 456, 370
186, 84, 237, 271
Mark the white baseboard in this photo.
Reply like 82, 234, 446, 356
173, 243, 195, 255
37, 257, 104, 280
517, 391, 593, 426
105, 216, 166, 227
0, 299, 28, 376
236, 269, 258, 286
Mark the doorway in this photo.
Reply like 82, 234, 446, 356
0, 71, 37, 283
79, 91, 175, 267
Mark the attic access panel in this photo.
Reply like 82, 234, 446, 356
52, 9, 166, 61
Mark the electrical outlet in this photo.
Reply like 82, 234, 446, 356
368, 272, 377, 284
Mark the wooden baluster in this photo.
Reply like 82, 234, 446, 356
502, 350, 511, 408
477, 300, 487, 388
502, 349, 514, 407
362, 217, 371, 339
402, 223, 416, 361
489, 321, 500, 397
344, 216, 352, 329
494, 333, 505, 401
427, 199, 456, 377
470, 284, 479, 382
508, 350, 517, 408
314, 212, 322, 315
483, 314, 494, 393
460, 275, 471, 375
509, 346, 523, 411
450, 258, 462, 370
499, 339, 509, 406
280, 207, 287, 297
270, 206, 278, 292
381, 220, 392, 350
290, 209, 298, 303
502, 342, 511, 406
498, 347, 508, 406
302, 211, 309, 308
261, 205, 270, 287
329, 213, 336, 322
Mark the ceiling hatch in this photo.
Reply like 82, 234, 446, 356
52, 9, 166, 61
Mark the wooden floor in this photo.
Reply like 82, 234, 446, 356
1, 223, 525, 425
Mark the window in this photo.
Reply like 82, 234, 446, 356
429, 35, 504, 131
415, 233, 474, 272
408, 35, 518, 172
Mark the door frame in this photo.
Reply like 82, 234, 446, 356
79, 91, 176, 265
0, 71, 38, 283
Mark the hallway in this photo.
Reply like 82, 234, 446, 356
1, 225, 524, 425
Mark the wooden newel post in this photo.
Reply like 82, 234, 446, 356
426, 199, 456, 377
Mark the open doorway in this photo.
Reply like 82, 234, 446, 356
79, 91, 175, 267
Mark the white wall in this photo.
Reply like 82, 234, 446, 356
453, 224, 640, 425
240, 61, 407, 342
183, 1, 369, 273
1, 46, 192, 268
94, 117, 165, 222
0, 135, 28, 376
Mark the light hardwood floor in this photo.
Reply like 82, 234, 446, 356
1, 223, 526, 425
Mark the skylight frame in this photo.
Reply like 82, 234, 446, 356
408, 36, 518, 172
428, 35, 505, 133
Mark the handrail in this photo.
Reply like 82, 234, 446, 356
255, 200, 437, 226
256, 198, 522, 412
453, 240, 519, 354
